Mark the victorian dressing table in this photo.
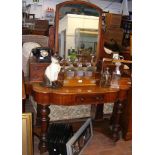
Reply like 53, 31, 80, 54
32, 77, 131, 153
24, 0, 132, 153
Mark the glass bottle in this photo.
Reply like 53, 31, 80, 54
100, 67, 111, 87
110, 62, 121, 88
110, 71, 121, 88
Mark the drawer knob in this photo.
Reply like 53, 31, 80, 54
96, 96, 103, 101
80, 97, 85, 102
96, 96, 100, 100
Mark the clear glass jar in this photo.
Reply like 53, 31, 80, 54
66, 64, 75, 79
76, 63, 84, 77
85, 63, 95, 77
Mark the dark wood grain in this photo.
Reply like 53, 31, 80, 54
121, 87, 132, 140
29, 57, 50, 82
48, 26, 55, 51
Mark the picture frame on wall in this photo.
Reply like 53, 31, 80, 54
66, 118, 93, 155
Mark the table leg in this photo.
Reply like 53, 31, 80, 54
110, 101, 117, 125
91, 104, 104, 121
112, 100, 123, 141
38, 104, 50, 153
36, 104, 42, 127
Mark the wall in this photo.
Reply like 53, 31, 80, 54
22, 0, 44, 18
22, 0, 132, 20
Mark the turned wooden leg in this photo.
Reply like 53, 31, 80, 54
38, 104, 50, 153
36, 104, 42, 127
112, 100, 123, 141
110, 102, 117, 125
91, 104, 104, 121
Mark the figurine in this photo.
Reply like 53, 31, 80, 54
44, 56, 62, 88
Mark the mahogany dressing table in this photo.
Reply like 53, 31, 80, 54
32, 77, 131, 153
26, 0, 132, 153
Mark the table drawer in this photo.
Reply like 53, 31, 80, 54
75, 94, 104, 104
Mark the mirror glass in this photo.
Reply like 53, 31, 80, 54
58, 3, 100, 59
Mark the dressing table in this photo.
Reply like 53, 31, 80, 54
32, 78, 131, 153
28, 0, 132, 153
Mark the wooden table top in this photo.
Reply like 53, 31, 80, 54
32, 77, 131, 94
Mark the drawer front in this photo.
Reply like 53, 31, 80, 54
75, 94, 104, 104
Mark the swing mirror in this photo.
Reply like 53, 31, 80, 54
55, 0, 104, 60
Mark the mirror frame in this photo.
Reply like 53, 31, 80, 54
55, 0, 105, 60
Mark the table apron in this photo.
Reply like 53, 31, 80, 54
33, 91, 120, 105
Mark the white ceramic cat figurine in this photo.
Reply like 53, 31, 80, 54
45, 56, 61, 85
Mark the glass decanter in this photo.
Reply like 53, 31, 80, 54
110, 71, 121, 88
110, 62, 121, 88
100, 67, 111, 87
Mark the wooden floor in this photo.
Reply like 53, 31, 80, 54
25, 99, 132, 155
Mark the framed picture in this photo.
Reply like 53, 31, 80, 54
22, 113, 33, 155
66, 118, 93, 155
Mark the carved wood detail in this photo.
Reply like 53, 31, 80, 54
38, 104, 50, 153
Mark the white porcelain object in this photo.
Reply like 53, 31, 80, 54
45, 57, 61, 85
